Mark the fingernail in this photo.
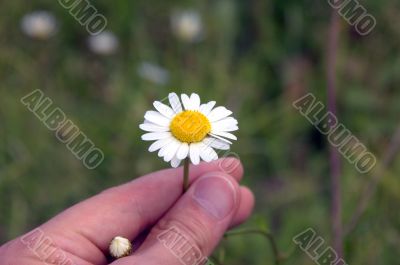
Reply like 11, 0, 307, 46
192, 175, 236, 220
220, 157, 240, 174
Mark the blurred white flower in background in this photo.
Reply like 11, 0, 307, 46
87, 31, 119, 55
171, 10, 203, 43
137, 62, 170, 85
21, 11, 57, 40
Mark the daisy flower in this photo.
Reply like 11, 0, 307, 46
87, 31, 119, 55
171, 10, 203, 43
20, 11, 57, 40
137, 62, 170, 85
140, 92, 238, 168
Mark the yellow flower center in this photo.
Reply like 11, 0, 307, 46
170, 110, 211, 143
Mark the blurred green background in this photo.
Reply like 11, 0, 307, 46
1, 0, 400, 264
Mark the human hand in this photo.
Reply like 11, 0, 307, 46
0, 158, 254, 265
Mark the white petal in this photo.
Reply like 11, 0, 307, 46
141, 132, 171, 141
211, 117, 239, 132
153, 101, 175, 118
199, 142, 218, 162
199, 101, 216, 116
214, 116, 238, 125
207, 106, 232, 122
144, 111, 171, 126
190, 93, 200, 110
148, 137, 173, 152
139, 123, 169, 132
158, 141, 173, 157
143, 119, 154, 124
164, 140, 181, 162
208, 133, 233, 144
211, 125, 239, 133
181, 94, 192, 110
176, 142, 189, 159
203, 137, 230, 150
213, 125, 238, 132
210, 131, 237, 141
169, 93, 182, 113
170, 156, 182, 168
189, 143, 200, 165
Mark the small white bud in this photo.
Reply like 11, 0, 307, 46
109, 236, 132, 258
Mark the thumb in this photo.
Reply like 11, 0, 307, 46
114, 171, 241, 265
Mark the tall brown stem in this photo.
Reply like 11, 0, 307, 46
326, 11, 343, 259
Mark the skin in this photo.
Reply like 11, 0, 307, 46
0, 158, 254, 265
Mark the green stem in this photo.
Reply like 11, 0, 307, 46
224, 228, 282, 265
210, 255, 224, 265
183, 157, 190, 192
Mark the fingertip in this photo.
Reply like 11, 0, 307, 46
188, 157, 244, 182
217, 157, 244, 180
230, 186, 255, 228
191, 171, 241, 220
